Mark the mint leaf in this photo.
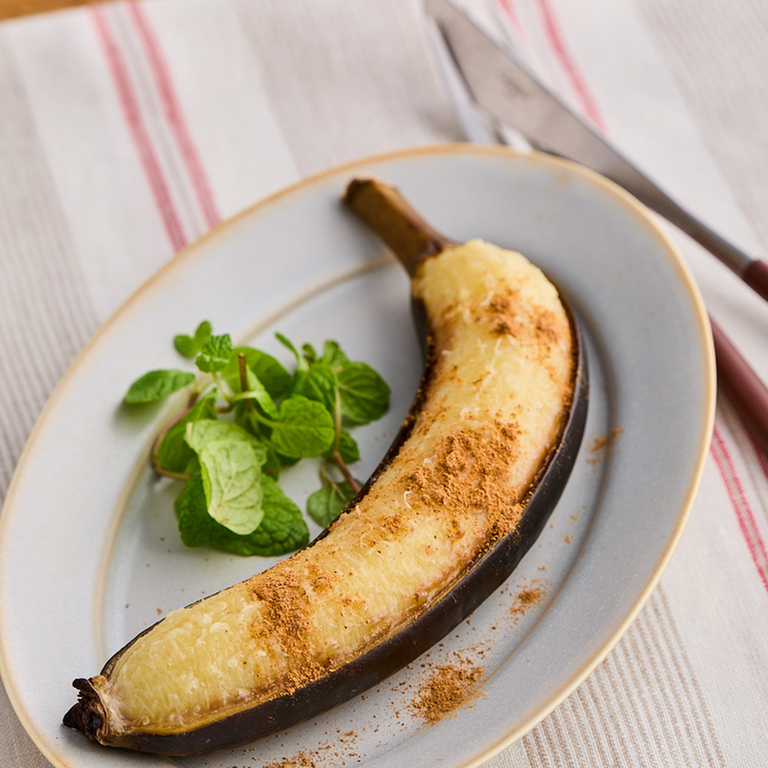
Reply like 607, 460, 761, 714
307, 481, 356, 528
174, 337, 198, 358
268, 395, 335, 458
275, 333, 306, 367
337, 362, 390, 424
325, 430, 360, 465
198, 438, 264, 535
301, 342, 318, 363
276, 333, 310, 394
231, 366, 280, 420
321, 340, 349, 370
124, 369, 195, 404
155, 395, 216, 474
175, 474, 308, 556
261, 445, 283, 478
222, 357, 279, 425
174, 320, 212, 358
255, 476, 311, 554
185, 419, 269, 534
174, 474, 212, 547
294, 362, 337, 412
196, 333, 233, 373
223, 346, 291, 400
186, 419, 268, 467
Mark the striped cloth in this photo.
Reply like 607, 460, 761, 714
0, 0, 767, 765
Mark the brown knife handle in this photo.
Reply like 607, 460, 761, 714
742, 259, 768, 304
711, 317, 768, 455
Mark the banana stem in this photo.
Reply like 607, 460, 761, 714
343, 178, 455, 276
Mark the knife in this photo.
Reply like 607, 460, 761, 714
425, 0, 768, 302
425, 0, 768, 454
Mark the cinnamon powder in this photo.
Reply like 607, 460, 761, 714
588, 426, 624, 464
411, 656, 484, 724
510, 582, 544, 620
485, 292, 520, 337
402, 420, 524, 538
247, 569, 323, 691
259, 749, 316, 768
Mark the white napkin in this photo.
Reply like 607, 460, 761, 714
4, 0, 298, 322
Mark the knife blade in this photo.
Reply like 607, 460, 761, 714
425, 0, 768, 457
425, 0, 768, 303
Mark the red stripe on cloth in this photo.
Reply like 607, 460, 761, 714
534, 0, 606, 132
91, 6, 188, 252
711, 426, 768, 594
128, 2, 221, 229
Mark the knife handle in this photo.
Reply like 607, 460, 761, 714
743, 259, 768, 304
673, 206, 768, 303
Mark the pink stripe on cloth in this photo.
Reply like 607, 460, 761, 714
711, 426, 768, 595
533, 0, 606, 131
91, 5, 188, 252
128, 2, 222, 229
493, 0, 527, 42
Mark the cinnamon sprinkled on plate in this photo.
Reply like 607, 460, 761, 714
510, 580, 545, 622
411, 655, 484, 724
588, 426, 624, 464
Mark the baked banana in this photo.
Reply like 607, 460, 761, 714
63, 178, 587, 755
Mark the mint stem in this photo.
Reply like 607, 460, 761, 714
237, 353, 252, 410
329, 390, 360, 493
333, 451, 360, 494
150, 392, 199, 480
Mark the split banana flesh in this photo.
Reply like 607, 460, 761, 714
63, 178, 588, 756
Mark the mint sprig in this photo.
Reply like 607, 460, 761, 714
195, 333, 233, 373
125, 322, 391, 556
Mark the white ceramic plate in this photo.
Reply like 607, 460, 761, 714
0, 145, 714, 768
